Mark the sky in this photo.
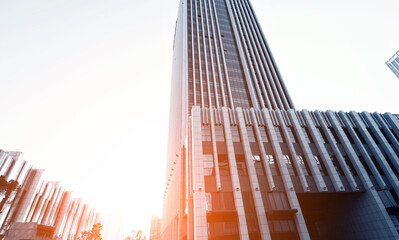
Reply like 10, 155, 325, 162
0, 0, 398, 237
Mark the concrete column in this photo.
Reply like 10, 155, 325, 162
314, 111, 359, 191
54, 191, 72, 237
326, 111, 373, 189
41, 183, 61, 225
373, 113, 399, 155
302, 110, 344, 191
337, 112, 386, 190
250, 108, 276, 191
209, 108, 222, 190
14, 169, 44, 222
384, 113, 399, 138
191, 106, 208, 240
262, 109, 310, 240
275, 109, 310, 192
362, 112, 399, 173
326, 111, 399, 239
236, 107, 271, 240
348, 111, 399, 196
221, 107, 249, 239
287, 110, 327, 192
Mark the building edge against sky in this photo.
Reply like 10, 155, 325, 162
0, 150, 101, 240
161, 0, 399, 239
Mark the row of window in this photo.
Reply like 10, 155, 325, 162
203, 152, 362, 178
200, 117, 399, 179
201, 121, 399, 150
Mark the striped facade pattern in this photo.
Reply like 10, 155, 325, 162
150, 215, 162, 240
186, 0, 294, 111
386, 50, 399, 79
162, 0, 399, 239
0, 150, 100, 240
183, 108, 399, 239
163, 108, 399, 239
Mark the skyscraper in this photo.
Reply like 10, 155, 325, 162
386, 50, 399, 79
162, 0, 399, 239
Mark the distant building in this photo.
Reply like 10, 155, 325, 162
0, 150, 31, 234
0, 150, 100, 240
6, 222, 54, 240
386, 50, 399, 79
149, 216, 161, 240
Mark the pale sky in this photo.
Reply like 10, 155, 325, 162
0, 0, 398, 237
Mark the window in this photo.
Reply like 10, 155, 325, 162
201, 125, 212, 141
370, 155, 385, 175
203, 154, 214, 176
263, 191, 290, 211
284, 155, 298, 176
274, 127, 285, 143
317, 127, 329, 143
303, 127, 314, 143
314, 155, 328, 176
205, 193, 212, 211
254, 160, 265, 176
246, 127, 256, 142
265, 155, 275, 164
329, 127, 341, 144
358, 155, 373, 176
330, 155, 344, 176
215, 126, 225, 142
385, 155, 399, 175
231, 126, 241, 142
367, 128, 380, 144
390, 128, 399, 142
236, 155, 247, 176
343, 128, 355, 144
390, 215, 399, 232
283, 155, 291, 164
268, 220, 296, 233
210, 192, 236, 210
354, 127, 366, 144
297, 155, 310, 176
314, 155, 320, 165
287, 127, 298, 143
265, 155, 280, 176
259, 127, 269, 142
297, 155, 305, 164
344, 156, 358, 176
218, 154, 230, 176
242, 192, 261, 236
380, 129, 393, 145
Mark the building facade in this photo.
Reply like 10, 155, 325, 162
150, 215, 161, 240
161, 0, 399, 239
6, 222, 55, 240
386, 50, 399, 79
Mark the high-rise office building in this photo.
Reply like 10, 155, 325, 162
161, 0, 399, 239
386, 50, 399, 79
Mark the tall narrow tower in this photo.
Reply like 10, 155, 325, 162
162, 0, 399, 239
